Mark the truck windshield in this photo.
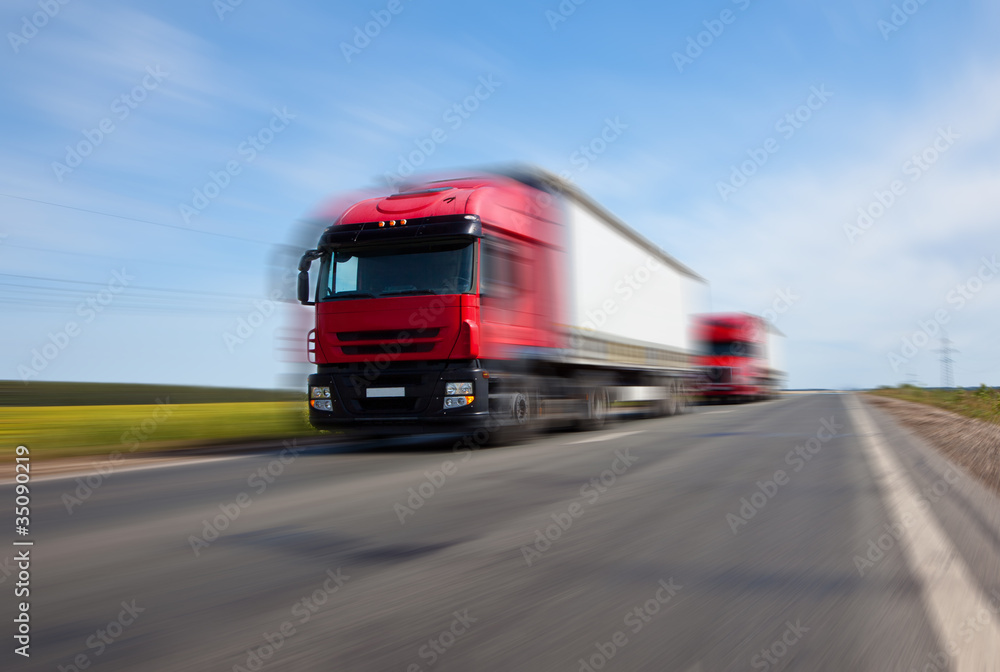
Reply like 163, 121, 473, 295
319, 240, 475, 301
701, 341, 759, 356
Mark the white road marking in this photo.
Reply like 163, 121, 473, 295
849, 397, 1000, 671
566, 430, 643, 445
2, 454, 253, 485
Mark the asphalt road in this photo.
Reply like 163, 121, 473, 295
4, 394, 1000, 671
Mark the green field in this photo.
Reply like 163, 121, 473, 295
1, 381, 322, 460
868, 385, 1000, 424
1, 380, 304, 407
1, 401, 322, 460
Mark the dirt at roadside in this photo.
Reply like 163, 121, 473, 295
866, 394, 1000, 497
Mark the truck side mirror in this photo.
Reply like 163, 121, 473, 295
297, 271, 312, 305
297, 250, 322, 305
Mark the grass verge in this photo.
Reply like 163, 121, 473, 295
868, 385, 1000, 425
1, 401, 321, 460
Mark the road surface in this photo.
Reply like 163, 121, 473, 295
4, 393, 1000, 671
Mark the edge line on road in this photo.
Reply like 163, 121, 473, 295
0, 454, 252, 486
849, 395, 1000, 671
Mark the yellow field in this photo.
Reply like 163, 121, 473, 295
1, 401, 321, 459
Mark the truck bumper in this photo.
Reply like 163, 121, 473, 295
699, 384, 761, 399
306, 361, 490, 435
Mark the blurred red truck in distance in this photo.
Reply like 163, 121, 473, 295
692, 313, 785, 403
296, 168, 707, 437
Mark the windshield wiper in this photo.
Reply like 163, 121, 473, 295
329, 291, 377, 300
379, 289, 439, 296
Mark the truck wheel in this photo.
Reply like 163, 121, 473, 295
677, 381, 692, 413
511, 391, 530, 426
581, 387, 609, 430
665, 381, 680, 416
491, 390, 533, 445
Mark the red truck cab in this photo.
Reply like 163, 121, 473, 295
297, 174, 565, 434
692, 313, 777, 403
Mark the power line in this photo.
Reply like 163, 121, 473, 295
0, 240, 252, 275
0, 272, 272, 302
936, 333, 956, 388
0, 192, 274, 246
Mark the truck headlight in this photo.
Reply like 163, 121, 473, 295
311, 399, 333, 411
311, 386, 331, 399
445, 382, 474, 396
444, 395, 474, 409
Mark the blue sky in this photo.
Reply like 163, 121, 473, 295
2, 0, 1000, 390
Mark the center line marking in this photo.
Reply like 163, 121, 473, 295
566, 430, 643, 445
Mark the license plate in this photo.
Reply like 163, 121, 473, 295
366, 387, 405, 398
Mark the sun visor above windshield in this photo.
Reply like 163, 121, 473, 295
319, 215, 482, 248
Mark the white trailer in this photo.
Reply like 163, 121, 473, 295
521, 170, 709, 416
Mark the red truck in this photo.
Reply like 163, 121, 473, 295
296, 169, 705, 436
692, 313, 785, 403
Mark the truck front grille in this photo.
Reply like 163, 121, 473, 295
329, 362, 447, 416
341, 343, 436, 356
705, 367, 733, 384
337, 328, 440, 341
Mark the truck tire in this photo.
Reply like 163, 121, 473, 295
579, 386, 609, 430
511, 391, 530, 427
675, 380, 691, 414
667, 380, 681, 416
